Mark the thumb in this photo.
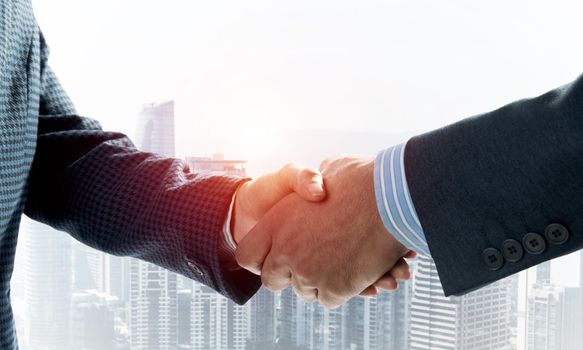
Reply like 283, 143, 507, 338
273, 163, 326, 202
239, 164, 325, 218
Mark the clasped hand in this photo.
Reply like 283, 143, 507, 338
231, 156, 415, 309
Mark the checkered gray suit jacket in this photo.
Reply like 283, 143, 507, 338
0, 1, 260, 347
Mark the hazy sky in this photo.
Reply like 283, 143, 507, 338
31, 0, 583, 286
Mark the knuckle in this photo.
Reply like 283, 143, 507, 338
261, 274, 283, 292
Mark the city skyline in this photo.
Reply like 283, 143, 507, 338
7, 100, 583, 350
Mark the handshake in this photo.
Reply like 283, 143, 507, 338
230, 155, 416, 309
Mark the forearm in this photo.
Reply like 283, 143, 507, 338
24, 115, 261, 304
398, 74, 583, 296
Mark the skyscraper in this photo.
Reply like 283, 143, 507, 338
70, 290, 116, 350
191, 284, 248, 350
248, 287, 276, 349
135, 101, 175, 157
22, 218, 72, 350
536, 261, 551, 284
186, 153, 249, 350
130, 262, 177, 350
409, 255, 513, 350
527, 283, 563, 350
279, 288, 313, 349
376, 278, 412, 350
130, 100, 178, 350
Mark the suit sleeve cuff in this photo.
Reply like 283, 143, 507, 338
373, 142, 431, 256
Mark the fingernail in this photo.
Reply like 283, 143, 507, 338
307, 182, 324, 196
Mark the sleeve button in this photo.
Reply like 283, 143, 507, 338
482, 248, 504, 270
501, 239, 524, 262
522, 232, 546, 255
187, 259, 204, 277
544, 223, 569, 245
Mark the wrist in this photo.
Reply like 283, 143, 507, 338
231, 182, 253, 244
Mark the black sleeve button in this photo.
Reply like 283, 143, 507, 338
522, 232, 546, 255
186, 259, 204, 277
482, 248, 504, 270
501, 239, 524, 262
544, 223, 569, 245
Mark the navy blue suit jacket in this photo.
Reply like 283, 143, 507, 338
407, 76, 583, 296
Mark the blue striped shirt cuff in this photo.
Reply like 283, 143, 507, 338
373, 142, 430, 256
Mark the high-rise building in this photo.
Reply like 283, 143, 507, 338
248, 287, 277, 349
73, 242, 106, 292
558, 287, 583, 350
527, 283, 583, 350
130, 100, 178, 350
177, 289, 192, 348
409, 255, 513, 350
191, 284, 248, 350
527, 283, 562, 350
536, 261, 551, 284
343, 297, 378, 350
376, 278, 412, 350
22, 218, 72, 350
135, 100, 175, 157
185, 154, 246, 177
185, 154, 249, 350
279, 288, 313, 349
129, 261, 177, 350
105, 254, 130, 304
70, 290, 116, 349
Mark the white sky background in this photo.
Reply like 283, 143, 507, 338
31, 0, 583, 286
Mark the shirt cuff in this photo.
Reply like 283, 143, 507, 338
222, 191, 238, 252
373, 142, 431, 256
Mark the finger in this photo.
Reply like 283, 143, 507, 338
404, 250, 417, 259
359, 285, 378, 297
235, 218, 274, 275
260, 252, 292, 292
291, 275, 318, 303
374, 275, 398, 291
389, 258, 411, 281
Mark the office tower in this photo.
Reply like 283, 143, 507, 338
376, 278, 413, 350
409, 255, 513, 350
135, 100, 175, 157
248, 287, 277, 349
22, 218, 72, 350
559, 287, 583, 350
130, 100, 178, 350
343, 297, 377, 350
177, 289, 192, 348
185, 153, 249, 350
70, 290, 116, 349
311, 303, 344, 350
536, 261, 551, 284
527, 283, 583, 350
129, 261, 177, 350
279, 288, 313, 349
580, 250, 583, 289
73, 242, 106, 292
191, 284, 248, 350
527, 283, 562, 350
185, 153, 246, 177
105, 254, 130, 303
